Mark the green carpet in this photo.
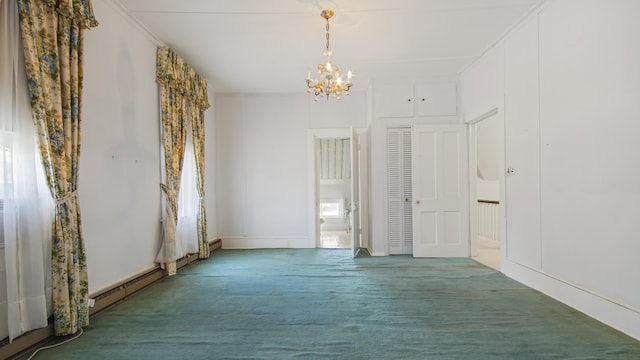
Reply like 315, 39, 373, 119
28, 249, 640, 359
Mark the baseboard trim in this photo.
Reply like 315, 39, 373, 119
1, 238, 222, 360
502, 258, 640, 341
221, 236, 313, 249
0, 324, 53, 360
91, 239, 222, 315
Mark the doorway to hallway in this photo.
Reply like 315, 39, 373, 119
468, 109, 502, 270
309, 128, 362, 256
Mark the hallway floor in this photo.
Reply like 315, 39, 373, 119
318, 230, 350, 248
472, 236, 500, 270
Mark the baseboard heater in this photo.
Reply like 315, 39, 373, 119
1, 239, 222, 360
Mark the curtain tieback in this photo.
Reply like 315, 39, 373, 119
55, 190, 78, 206
160, 183, 177, 197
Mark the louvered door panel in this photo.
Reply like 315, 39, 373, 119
402, 130, 413, 250
387, 130, 402, 250
388, 127, 413, 254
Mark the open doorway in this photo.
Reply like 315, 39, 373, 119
316, 137, 352, 248
308, 128, 362, 256
314, 137, 353, 248
468, 109, 502, 270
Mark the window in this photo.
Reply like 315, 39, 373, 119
320, 199, 344, 219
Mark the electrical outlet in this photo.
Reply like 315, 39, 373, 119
88, 298, 95, 307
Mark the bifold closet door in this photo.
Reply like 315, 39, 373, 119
387, 127, 413, 255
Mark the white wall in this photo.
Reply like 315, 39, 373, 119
215, 92, 367, 249
537, 0, 640, 321
82, 0, 161, 293
476, 116, 501, 202
476, 115, 501, 182
460, 44, 505, 123
503, 14, 541, 269
476, 180, 499, 201
308, 95, 367, 129
204, 91, 218, 239
81, 1, 217, 293
460, 0, 640, 340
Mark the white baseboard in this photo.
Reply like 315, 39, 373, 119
503, 259, 640, 341
221, 236, 313, 249
370, 251, 387, 257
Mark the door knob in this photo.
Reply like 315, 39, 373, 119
416, 200, 421, 204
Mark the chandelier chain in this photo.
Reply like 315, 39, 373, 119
325, 20, 330, 52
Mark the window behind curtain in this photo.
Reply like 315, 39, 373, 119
0, 0, 54, 342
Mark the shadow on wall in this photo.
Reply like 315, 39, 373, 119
99, 43, 157, 223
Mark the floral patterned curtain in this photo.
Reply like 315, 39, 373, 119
16, 0, 98, 336
192, 107, 209, 259
155, 83, 187, 275
156, 47, 210, 274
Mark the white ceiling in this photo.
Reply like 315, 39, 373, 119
116, 0, 545, 94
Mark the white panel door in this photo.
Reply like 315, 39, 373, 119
350, 127, 361, 257
412, 125, 469, 257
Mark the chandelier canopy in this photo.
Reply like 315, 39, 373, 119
306, 9, 353, 101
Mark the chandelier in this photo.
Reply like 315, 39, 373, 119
306, 9, 353, 100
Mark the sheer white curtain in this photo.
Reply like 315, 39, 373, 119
0, 0, 54, 342
175, 129, 199, 257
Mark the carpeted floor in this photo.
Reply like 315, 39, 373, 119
26, 249, 640, 359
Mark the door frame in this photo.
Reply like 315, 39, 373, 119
307, 128, 365, 251
350, 127, 360, 256
465, 107, 503, 263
